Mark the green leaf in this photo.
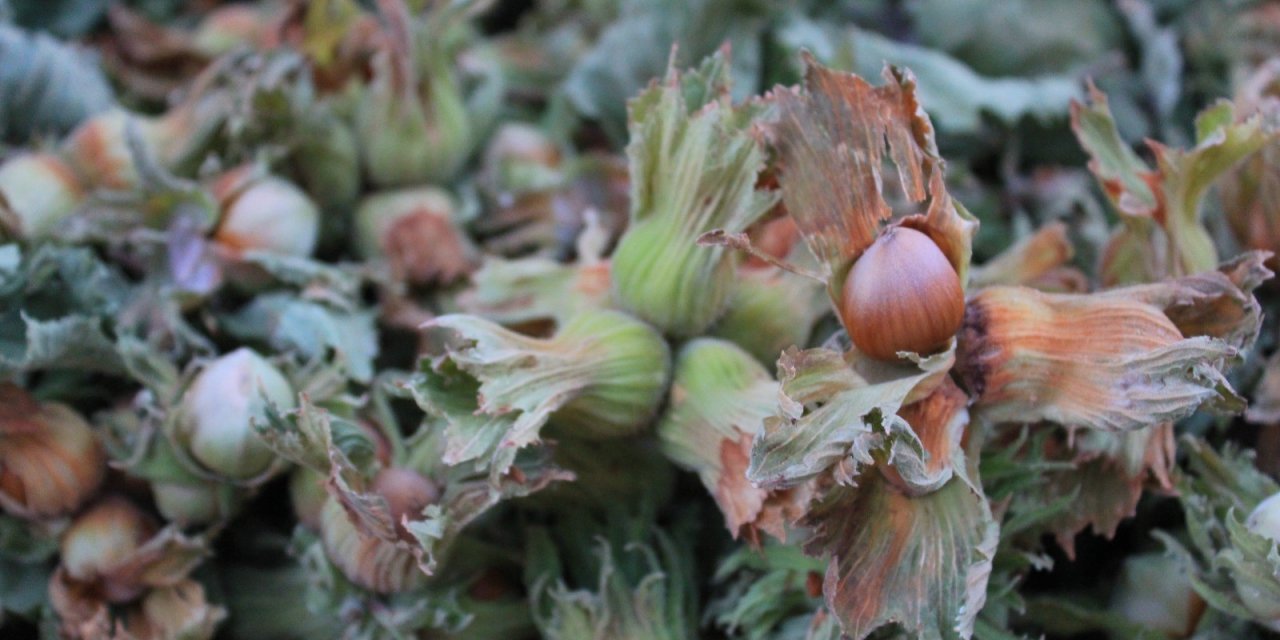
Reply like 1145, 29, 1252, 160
222, 292, 379, 384
707, 542, 825, 640
906, 0, 1122, 77
0, 243, 132, 376
0, 313, 123, 376
562, 0, 772, 143
776, 16, 1081, 135
527, 514, 699, 640
0, 555, 51, 619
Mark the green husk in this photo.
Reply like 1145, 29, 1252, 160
610, 49, 776, 337
410, 308, 670, 482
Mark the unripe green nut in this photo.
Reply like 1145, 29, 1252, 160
176, 348, 295, 481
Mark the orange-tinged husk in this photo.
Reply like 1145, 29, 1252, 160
354, 188, 478, 285
61, 107, 200, 191
212, 171, 320, 259
0, 385, 106, 520
319, 495, 426, 594
879, 377, 969, 496
956, 286, 1239, 431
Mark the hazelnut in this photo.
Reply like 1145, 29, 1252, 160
839, 226, 964, 360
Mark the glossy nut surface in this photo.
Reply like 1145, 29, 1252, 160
840, 226, 964, 360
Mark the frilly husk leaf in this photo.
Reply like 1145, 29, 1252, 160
455, 256, 612, 329
957, 285, 1245, 432
1096, 251, 1270, 352
801, 468, 997, 640
747, 344, 956, 493
1035, 423, 1176, 557
656, 339, 807, 542
409, 310, 669, 482
756, 53, 976, 293
50, 511, 212, 640
611, 47, 776, 336
221, 292, 379, 384
260, 394, 571, 581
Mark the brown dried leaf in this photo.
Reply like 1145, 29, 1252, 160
763, 54, 949, 282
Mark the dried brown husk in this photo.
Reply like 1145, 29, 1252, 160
957, 285, 1245, 432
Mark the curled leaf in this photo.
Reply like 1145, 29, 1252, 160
1073, 84, 1278, 283
970, 221, 1076, 289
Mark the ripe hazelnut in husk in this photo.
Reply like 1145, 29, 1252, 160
319, 467, 440, 593
212, 169, 320, 259
0, 385, 106, 520
59, 497, 157, 604
838, 226, 964, 361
